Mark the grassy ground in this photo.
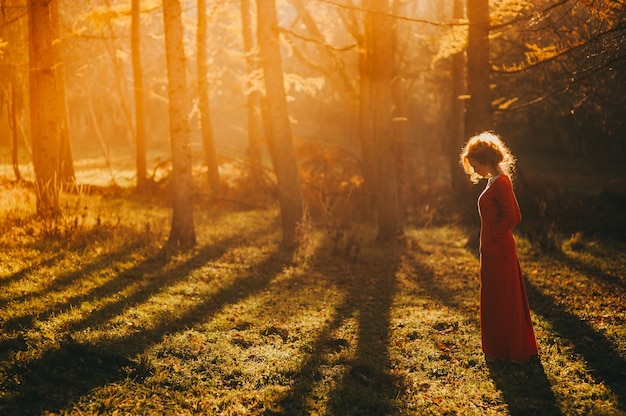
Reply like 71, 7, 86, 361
0, 182, 624, 415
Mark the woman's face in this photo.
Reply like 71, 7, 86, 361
469, 158, 491, 178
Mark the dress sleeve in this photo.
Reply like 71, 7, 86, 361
490, 176, 522, 240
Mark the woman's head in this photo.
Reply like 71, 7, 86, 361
460, 131, 516, 184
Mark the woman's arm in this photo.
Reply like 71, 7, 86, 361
491, 177, 522, 240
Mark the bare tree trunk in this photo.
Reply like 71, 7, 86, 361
369, 0, 401, 241
9, 85, 22, 181
466, 0, 492, 136
448, 0, 470, 198
28, 0, 61, 216
88, 94, 116, 183
131, 0, 147, 190
197, 0, 220, 194
257, 0, 304, 249
241, 0, 264, 177
163, 0, 196, 247
50, 0, 74, 186
102, 0, 136, 154
356, 0, 376, 219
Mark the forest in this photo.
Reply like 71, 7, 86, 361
0, 0, 625, 415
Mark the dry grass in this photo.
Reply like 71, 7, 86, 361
0, 181, 624, 415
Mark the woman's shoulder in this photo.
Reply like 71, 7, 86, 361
492, 174, 513, 190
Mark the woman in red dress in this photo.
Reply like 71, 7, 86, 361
460, 132, 538, 363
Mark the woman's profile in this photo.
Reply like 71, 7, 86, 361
460, 131, 538, 364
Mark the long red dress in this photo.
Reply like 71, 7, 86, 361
478, 174, 538, 363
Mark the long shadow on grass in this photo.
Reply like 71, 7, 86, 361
406, 254, 562, 415
0, 239, 156, 332
267, 246, 401, 416
525, 278, 626, 411
0, 253, 63, 293
560, 250, 626, 292
0, 233, 289, 415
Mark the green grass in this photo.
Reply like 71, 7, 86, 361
0, 182, 624, 415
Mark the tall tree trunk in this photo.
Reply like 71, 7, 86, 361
257, 0, 304, 249
28, 0, 61, 216
240, 0, 264, 178
131, 0, 147, 190
102, 0, 136, 154
197, 0, 220, 194
466, 0, 492, 136
369, 0, 401, 241
9, 85, 22, 181
357, 0, 376, 219
163, 0, 196, 247
449, 0, 470, 198
50, 0, 74, 185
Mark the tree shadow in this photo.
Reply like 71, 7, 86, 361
559, 249, 626, 292
265, 243, 402, 416
404, 253, 562, 415
0, 233, 291, 415
525, 278, 626, 411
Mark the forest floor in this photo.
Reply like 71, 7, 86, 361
0, 180, 624, 415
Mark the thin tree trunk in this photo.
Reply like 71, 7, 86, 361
449, 0, 469, 198
50, 0, 74, 186
102, 0, 136, 155
9, 85, 22, 181
240, 0, 264, 178
357, 0, 376, 219
466, 0, 492, 136
257, 0, 304, 249
88, 94, 116, 183
197, 0, 220, 193
163, 0, 196, 247
28, 0, 61, 216
132, 0, 147, 190
369, 0, 401, 241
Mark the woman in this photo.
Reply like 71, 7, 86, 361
460, 131, 538, 363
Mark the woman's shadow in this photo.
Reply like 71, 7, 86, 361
487, 357, 562, 416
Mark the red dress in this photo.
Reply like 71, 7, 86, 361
478, 175, 538, 363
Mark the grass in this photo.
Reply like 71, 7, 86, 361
0, 180, 624, 415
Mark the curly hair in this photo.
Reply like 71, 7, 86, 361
460, 131, 516, 184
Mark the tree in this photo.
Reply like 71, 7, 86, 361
465, 0, 492, 136
448, 0, 470, 199
28, 0, 64, 216
369, 0, 402, 241
162, 0, 196, 247
240, 0, 264, 178
131, 0, 147, 190
197, 0, 220, 194
256, 0, 304, 248
51, 0, 75, 185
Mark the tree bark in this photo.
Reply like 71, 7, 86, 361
9, 85, 22, 182
132, 0, 148, 190
369, 0, 401, 241
241, 0, 264, 177
163, 0, 196, 247
466, 0, 492, 136
356, 0, 376, 219
50, 0, 74, 185
257, 0, 304, 248
197, 0, 221, 194
28, 0, 61, 216
448, 0, 470, 198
